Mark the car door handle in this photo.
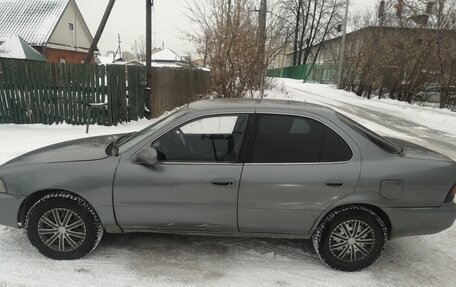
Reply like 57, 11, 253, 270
325, 180, 344, 187
211, 178, 234, 186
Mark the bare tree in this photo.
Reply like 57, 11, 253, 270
186, 0, 287, 98
131, 36, 146, 61
281, 0, 343, 66
341, 0, 456, 110
122, 51, 135, 62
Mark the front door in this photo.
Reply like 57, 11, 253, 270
114, 113, 250, 232
238, 113, 361, 235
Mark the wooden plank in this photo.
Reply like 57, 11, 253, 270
36, 61, 48, 124
80, 64, 87, 125
71, 64, 76, 124
100, 65, 106, 125
50, 63, 58, 124
31, 63, 42, 124
44, 62, 52, 124
88, 64, 94, 125
61, 64, 68, 123
107, 65, 113, 125
94, 65, 104, 125
74, 64, 81, 124
67, 64, 74, 124
16, 61, 27, 124
126, 66, 131, 120
56, 64, 64, 124
83, 64, 90, 124
0, 61, 8, 123
3, 61, 19, 123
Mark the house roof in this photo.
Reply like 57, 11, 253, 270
0, 35, 46, 61
0, 0, 69, 45
152, 49, 183, 62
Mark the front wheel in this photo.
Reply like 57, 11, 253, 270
312, 206, 388, 272
25, 193, 103, 260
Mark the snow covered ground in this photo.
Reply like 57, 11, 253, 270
0, 80, 455, 287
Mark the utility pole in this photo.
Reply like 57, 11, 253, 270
116, 33, 122, 60
84, 0, 116, 63
258, 0, 267, 99
337, 0, 349, 89
378, 0, 385, 27
146, 0, 153, 117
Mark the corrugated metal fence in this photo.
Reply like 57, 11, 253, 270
267, 63, 337, 84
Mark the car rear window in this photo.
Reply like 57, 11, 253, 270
336, 113, 403, 154
250, 114, 353, 163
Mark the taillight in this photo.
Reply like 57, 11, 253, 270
445, 184, 456, 203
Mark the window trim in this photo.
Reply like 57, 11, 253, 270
246, 112, 355, 165
130, 112, 254, 165
336, 112, 402, 154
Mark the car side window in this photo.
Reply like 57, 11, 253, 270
250, 114, 352, 163
152, 114, 249, 163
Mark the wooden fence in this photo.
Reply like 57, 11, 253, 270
151, 67, 212, 117
0, 59, 146, 125
0, 59, 212, 125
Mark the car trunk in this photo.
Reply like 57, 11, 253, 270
386, 137, 454, 163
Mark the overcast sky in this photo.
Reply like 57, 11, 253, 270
75, 0, 377, 58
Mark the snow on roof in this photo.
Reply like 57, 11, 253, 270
0, 35, 46, 61
151, 49, 182, 62
96, 56, 115, 65
0, 0, 69, 45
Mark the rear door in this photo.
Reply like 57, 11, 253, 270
238, 112, 361, 235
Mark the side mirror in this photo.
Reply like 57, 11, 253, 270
133, 147, 158, 166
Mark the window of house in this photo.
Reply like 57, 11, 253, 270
152, 114, 249, 163
59, 58, 66, 64
69, 23, 74, 31
250, 114, 352, 163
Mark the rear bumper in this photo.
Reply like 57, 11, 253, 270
386, 202, 456, 239
0, 193, 24, 228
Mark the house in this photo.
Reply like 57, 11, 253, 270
269, 44, 294, 69
152, 49, 189, 68
0, 36, 46, 62
95, 52, 145, 66
299, 26, 456, 66
0, 0, 96, 64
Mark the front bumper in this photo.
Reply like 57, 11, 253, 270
0, 193, 24, 228
386, 202, 456, 239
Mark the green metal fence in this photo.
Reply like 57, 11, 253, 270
267, 63, 337, 84
0, 59, 146, 125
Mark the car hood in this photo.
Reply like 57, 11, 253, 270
1, 135, 117, 167
386, 137, 454, 163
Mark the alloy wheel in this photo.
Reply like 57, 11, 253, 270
37, 208, 87, 252
329, 220, 375, 262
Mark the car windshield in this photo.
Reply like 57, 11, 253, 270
336, 113, 403, 154
116, 106, 188, 153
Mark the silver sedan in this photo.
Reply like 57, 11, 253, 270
0, 99, 455, 271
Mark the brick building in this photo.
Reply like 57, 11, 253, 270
0, 0, 96, 64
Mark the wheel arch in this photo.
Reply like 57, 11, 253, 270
311, 203, 392, 239
17, 189, 102, 229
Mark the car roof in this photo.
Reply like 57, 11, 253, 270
188, 98, 336, 115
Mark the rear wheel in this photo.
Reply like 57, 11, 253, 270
312, 206, 388, 271
25, 193, 103, 260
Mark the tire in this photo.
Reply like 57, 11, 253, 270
312, 205, 388, 272
25, 192, 104, 260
